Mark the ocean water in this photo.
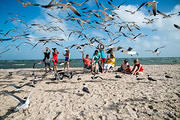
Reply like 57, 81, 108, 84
0, 57, 180, 69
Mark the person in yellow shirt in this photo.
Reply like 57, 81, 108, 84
104, 53, 115, 73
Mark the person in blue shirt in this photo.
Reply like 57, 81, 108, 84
91, 50, 101, 74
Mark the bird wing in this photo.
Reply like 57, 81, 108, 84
69, 5, 81, 16
118, 1, 127, 8
137, 2, 147, 11
99, 3, 107, 10
152, 2, 157, 16
27, 88, 34, 100
108, 1, 118, 9
0, 49, 10, 54
48, 0, 55, 5
94, 0, 99, 8
174, 24, 180, 29
121, 32, 128, 37
157, 10, 169, 18
5, 92, 24, 103
127, 47, 133, 51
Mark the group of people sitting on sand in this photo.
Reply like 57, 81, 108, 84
43, 44, 143, 75
118, 59, 143, 75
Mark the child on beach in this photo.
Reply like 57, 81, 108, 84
63, 49, 70, 72
52, 48, 59, 71
118, 59, 131, 74
104, 53, 115, 73
131, 59, 143, 75
82, 51, 91, 69
92, 50, 101, 74
43, 47, 51, 72
99, 44, 106, 73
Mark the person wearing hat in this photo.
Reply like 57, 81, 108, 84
104, 53, 115, 73
63, 49, 70, 72
118, 59, 131, 73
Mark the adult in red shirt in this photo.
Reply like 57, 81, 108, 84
52, 48, 59, 71
82, 52, 91, 69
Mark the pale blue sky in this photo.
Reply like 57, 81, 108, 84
0, 0, 180, 60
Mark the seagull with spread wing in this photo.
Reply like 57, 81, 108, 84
137, 0, 158, 16
5, 89, 34, 111
121, 47, 138, 56
145, 46, 165, 55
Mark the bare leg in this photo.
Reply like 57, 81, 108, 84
64, 62, 67, 71
54, 63, 57, 71
67, 62, 69, 72
95, 63, 98, 73
91, 64, 95, 74
45, 67, 47, 72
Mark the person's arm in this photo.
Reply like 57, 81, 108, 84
48, 48, 51, 53
82, 52, 84, 59
134, 64, 141, 75
92, 56, 95, 64
43, 47, 47, 53
131, 65, 136, 74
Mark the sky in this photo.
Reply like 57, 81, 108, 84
0, 0, 180, 60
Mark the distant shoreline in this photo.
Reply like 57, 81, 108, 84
0, 57, 180, 69
0, 56, 180, 61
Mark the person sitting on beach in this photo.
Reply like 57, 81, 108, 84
82, 52, 91, 69
91, 50, 101, 74
63, 49, 70, 72
131, 59, 143, 75
99, 44, 106, 73
52, 48, 59, 71
43, 47, 51, 72
118, 59, 131, 73
104, 53, 115, 73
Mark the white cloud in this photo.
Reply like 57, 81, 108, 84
112, 4, 180, 57
114, 5, 147, 26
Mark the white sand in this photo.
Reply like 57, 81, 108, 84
0, 65, 180, 120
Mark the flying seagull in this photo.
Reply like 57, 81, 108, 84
121, 47, 138, 56
137, 0, 158, 16
145, 46, 165, 55
5, 89, 34, 111
63, 3, 81, 16
106, 46, 123, 54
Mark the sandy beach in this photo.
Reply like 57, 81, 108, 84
0, 64, 180, 120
